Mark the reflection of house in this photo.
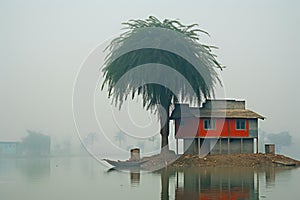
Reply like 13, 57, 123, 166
175, 168, 259, 200
170, 99, 264, 155
0, 141, 20, 156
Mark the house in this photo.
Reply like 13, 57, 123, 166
170, 99, 264, 155
0, 141, 20, 156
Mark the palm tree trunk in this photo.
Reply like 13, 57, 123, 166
159, 100, 171, 153
160, 116, 169, 152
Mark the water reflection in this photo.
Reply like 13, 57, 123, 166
0, 158, 50, 182
1, 157, 298, 200
130, 171, 140, 186
107, 167, 142, 186
265, 168, 275, 187
114, 166, 262, 200
160, 169, 175, 200
172, 168, 259, 200
17, 158, 50, 181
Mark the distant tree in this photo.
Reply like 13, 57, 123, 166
21, 130, 51, 156
62, 139, 71, 155
114, 131, 126, 147
84, 132, 98, 148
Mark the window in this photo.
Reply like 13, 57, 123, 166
236, 119, 246, 130
204, 119, 216, 130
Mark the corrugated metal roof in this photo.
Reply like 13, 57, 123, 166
192, 108, 264, 119
170, 107, 265, 120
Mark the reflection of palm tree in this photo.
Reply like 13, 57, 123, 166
161, 169, 169, 200
101, 16, 223, 153
85, 132, 97, 148
114, 131, 126, 147
159, 169, 176, 200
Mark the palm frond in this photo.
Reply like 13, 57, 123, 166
101, 16, 223, 112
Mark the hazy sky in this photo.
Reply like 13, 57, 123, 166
1, 0, 300, 146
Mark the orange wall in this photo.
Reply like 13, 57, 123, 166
175, 118, 249, 138
198, 118, 227, 137
228, 118, 249, 137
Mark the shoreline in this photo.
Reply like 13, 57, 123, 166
141, 153, 300, 170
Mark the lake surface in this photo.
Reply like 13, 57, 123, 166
0, 156, 299, 200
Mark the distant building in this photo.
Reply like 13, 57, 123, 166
0, 141, 20, 156
170, 99, 265, 155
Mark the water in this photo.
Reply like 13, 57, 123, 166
0, 157, 299, 200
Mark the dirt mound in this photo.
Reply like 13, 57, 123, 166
142, 153, 300, 169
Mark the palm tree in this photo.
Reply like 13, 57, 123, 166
101, 16, 223, 153
114, 131, 126, 147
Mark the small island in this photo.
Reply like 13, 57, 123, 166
105, 99, 300, 171
140, 152, 300, 170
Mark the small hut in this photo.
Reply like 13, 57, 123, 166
170, 99, 265, 155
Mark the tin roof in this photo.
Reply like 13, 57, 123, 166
170, 100, 265, 120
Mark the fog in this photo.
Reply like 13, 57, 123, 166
1, 1, 300, 157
